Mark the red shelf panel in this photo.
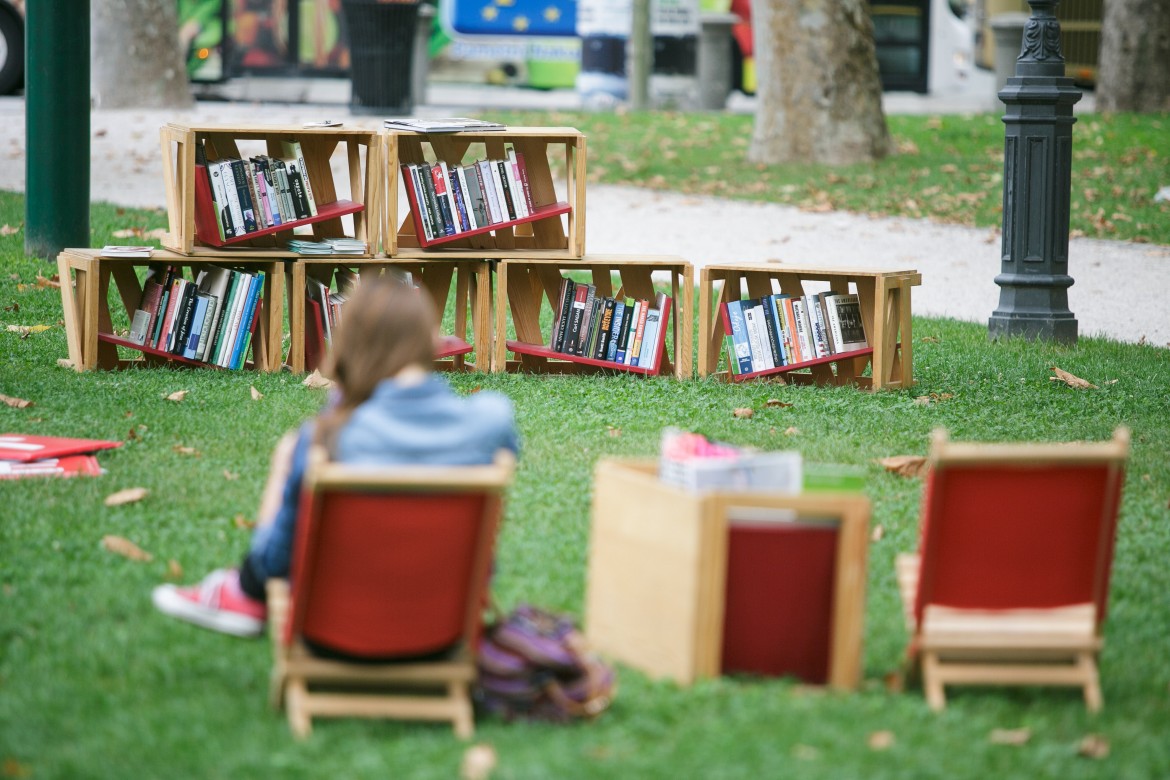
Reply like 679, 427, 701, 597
730, 347, 874, 382
196, 197, 364, 248
403, 176, 571, 249
98, 332, 228, 369
436, 335, 474, 359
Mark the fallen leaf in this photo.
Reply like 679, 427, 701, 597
606, 426, 622, 437
878, 455, 929, 478
111, 227, 143, 238
0, 393, 32, 409
104, 487, 149, 507
913, 396, 933, 407
792, 744, 819, 761
57, 358, 74, 369
35, 275, 60, 289
101, 535, 153, 561
883, 671, 905, 693
867, 731, 895, 751
920, 336, 939, 343
784, 426, 800, 436
989, 728, 1032, 746
144, 228, 168, 240
733, 407, 754, 419
250, 385, 263, 401
303, 369, 332, 389
764, 398, 793, 408
1077, 734, 1110, 759
2, 757, 31, 778
871, 524, 884, 542
223, 470, 239, 481
233, 514, 256, 530
165, 390, 188, 402
0, 224, 21, 236
167, 559, 184, 580
1050, 367, 1098, 390
3, 302, 18, 312
6, 324, 52, 338
460, 743, 498, 780
172, 444, 201, 457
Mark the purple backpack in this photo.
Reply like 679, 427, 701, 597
476, 604, 616, 722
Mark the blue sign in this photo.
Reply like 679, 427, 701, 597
450, 0, 578, 37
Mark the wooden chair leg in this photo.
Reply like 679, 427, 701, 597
452, 682, 474, 739
268, 667, 286, 711
286, 678, 312, 739
1080, 652, 1103, 713
922, 652, 947, 712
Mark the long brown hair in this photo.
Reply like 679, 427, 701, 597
314, 274, 438, 453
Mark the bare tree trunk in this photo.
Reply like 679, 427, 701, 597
1096, 0, 1170, 112
749, 0, 889, 165
92, 0, 193, 109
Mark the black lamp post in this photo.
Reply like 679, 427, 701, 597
988, 0, 1081, 345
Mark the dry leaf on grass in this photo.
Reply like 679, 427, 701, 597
102, 534, 153, 561
460, 744, 498, 780
2, 757, 31, 778
36, 275, 60, 289
989, 728, 1032, 746
303, 369, 332, 389
867, 731, 895, 751
871, 524, 884, 542
233, 514, 256, 530
6, 324, 52, 338
57, 358, 74, 369
167, 559, 184, 580
165, 390, 188, 402
250, 386, 263, 401
914, 392, 955, 406
0, 393, 32, 408
882, 671, 905, 693
878, 455, 929, 478
764, 398, 793, 409
606, 426, 622, 437
223, 470, 239, 481
104, 487, 149, 507
792, 744, 819, 761
1078, 734, 1110, 759
1050, 367, 1098, 390
0, 223, 21, 236
784, 426, 800, 436
172, 445, 200, 457
733, 407, 754, 419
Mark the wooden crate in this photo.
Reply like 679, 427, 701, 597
160, 123, 380, 257
585, 459, 869, 689
285, 258, 492, 374
384, 127, 586, 259
698, 263, 921, 390
494, 255, 694, 379
57, 248, 285, 372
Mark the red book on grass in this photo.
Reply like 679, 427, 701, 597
0, 455, 103, 479
0, 434, 122, 463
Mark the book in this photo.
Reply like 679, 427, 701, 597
614, 299, 635, 364
824, 293, 868, 351
283, 159, 312, 220
100, 245, 154, 258
462, 164, 489, 227
383, 117, 506, 133
0, 454, 103, 479
594, 298, 616, 360
512, 150, 535, 213
215, 271, 252, 367
444, 161, 471, 232
725, 299, 754, 374
551, 277, 574, 350
192, 291, 220, 362
805, 294, 831, 358
0, 434, 121, 463
719, 303, 739, 376
583, 298, 603, 358
229, 159, 259, 233
210, 159, 243, 239
168, 279, 198, 355
564, 284, 589, 356
243, 159, 265, 229
428, 164, 457, 236
250, 158, 274, 228
638, 303, 662, 368
228, 272, 263, 369
814, 293, 835, 355
155, 276, 184, 354
790, 298, 814, 363
606, 300, 626, 363
404, 165, 434, 241
130, 266, 165, 346
771, 294, 795, 363
280, 140, 318, 216
234, 295, 264, 370
629, 298, 650, 365
780, 296, 804, 364
272, 161, 295, 223
192, 267, 230, 361
504, 149, 528, 219
743, 301, 774, 371
576, 284, 597, 356
149, 268, 175, 349
477, 160, 502, 224
453, 165, 479, 231
759, 295, 785, 367
496, 160, 517, 220
181, 293, 211, 360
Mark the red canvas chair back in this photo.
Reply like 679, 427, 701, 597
285, 449, 513, 659
913, 428, 1129, 628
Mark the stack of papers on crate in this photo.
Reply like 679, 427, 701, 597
658, 428, 802, 494
287, 238, 367, 255
100, 245, 154, 258
0, 434, 122, 480
383, 117, 505, 133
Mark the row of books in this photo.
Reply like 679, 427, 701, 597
305, 268, 360, 349
197, 139, 319, 242
127, 264, 265, 370
721, 292, 868, 376
549, 280, 668, 370
401, 148, 535, 243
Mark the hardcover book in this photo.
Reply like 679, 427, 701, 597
280, 140, 318, 216
825, 294, 868, 351
0, 434, 121, 463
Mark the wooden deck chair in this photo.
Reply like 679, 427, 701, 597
268, 447, 514, 738
896, 427, 1129, 712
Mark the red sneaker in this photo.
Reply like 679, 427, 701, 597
152, 568, 266, 638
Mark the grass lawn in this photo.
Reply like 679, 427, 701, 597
1, 178, 1169, 777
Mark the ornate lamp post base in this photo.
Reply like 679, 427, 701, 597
989, 0, 1081, 345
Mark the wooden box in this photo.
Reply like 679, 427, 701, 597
385, 127, 586, 259
160, 123, 380, 257
585, 459, 870, 689
698, 263, 921, 390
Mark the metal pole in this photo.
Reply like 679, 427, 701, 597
988, 0, 1081, 344
25, 1, 91, 259
629, 0, 651, 109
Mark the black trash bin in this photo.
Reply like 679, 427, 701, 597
342, 0, 421, 115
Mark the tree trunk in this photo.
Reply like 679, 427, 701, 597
1096, 0, 1170, 112
749, 0, 889, 165
92, 0, 193, 109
